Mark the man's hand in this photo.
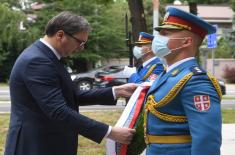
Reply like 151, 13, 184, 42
113, 83, 138, 98
107, 127, 136, 144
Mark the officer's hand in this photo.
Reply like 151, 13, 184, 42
113, 83, 139, 98
107, 127, 136, 144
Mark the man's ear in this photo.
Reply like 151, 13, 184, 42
182, 37, 192, 47
56, 30, 64, 40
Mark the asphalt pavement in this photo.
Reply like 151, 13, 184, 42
0, 85, 235, 154
1, 84, 235, 112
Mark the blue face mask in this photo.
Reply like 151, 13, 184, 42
151, 34, 171, 58
152, 34, 188, 58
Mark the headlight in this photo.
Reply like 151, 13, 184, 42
95, 77, 101, 82
71, 75, 76, 81
218, 80, 225, 86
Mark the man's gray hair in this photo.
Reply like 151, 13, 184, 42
45, 11, 91, 36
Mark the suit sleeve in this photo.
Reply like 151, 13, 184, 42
75, 87, 116, 106
23, 59, 109, 143
128, 73, 136, 83
180, 75, 222, 155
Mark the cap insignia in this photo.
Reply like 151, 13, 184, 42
163, 12, 170, 23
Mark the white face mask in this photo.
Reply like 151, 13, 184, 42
133, 46, 143, 59
133, 46, 151, 59
152, 34, 188, 58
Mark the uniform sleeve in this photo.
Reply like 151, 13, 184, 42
180, 75, 222, 155
24, 59, 108, 143
128, 73, 137, 83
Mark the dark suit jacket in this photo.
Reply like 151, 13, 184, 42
4, 40, 116, 155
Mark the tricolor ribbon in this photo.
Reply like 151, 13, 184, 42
106, 83, 151, 155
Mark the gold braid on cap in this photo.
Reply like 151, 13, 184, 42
163, 22, 192, 30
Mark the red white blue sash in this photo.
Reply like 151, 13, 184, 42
106, 83, 151, 155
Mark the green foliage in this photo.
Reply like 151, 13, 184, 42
222, 109, 235, 123
0, 0, 130, 80
231, 0, 235, 11
39, 0, 129, 62
58, 0, 129, 65
201, 35, 234, 59
1, 109, 235, 154
0, 3, 34, 81
163, 0, 230, 4
214, 37, 234, 58
0, 0, 234, 81
127, 111, 146, 155
0, 0, 20, 8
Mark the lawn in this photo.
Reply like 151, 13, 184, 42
0, 83, 8, 87
0, 109, 235, 155
0, 110, 122, 155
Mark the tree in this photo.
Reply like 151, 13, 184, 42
0, 3, 35, 81
231, 0, 235, 11
1, 0, 233, 80
0, 0, 132, 78
57, 0, 129, 62
24, 0, 131, 71
128, 0, 147, 42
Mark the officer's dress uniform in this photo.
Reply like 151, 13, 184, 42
144, 58, 222, 155
128, 57, 164, 83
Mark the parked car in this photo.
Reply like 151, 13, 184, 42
70, 65, 133, 90
94, 68, 227, 96
218, 79, 226, 95
94, 65, 132, 88
70, 66, 104, 90
71, 65, 227, 95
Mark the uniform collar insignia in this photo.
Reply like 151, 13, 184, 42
171, 69, 180, 76
194, 67, 202, 72
190, 66, 204, 75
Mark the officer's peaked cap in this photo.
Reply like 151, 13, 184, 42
155, 7, 216, 38
135, 32, 154, 45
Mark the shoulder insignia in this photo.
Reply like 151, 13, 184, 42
194, 95, 210, 111
190, 66, 205, 75
171, 69, 180, 76
147, 73, 158, 81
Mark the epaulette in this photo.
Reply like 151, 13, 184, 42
190, 66, 206, 75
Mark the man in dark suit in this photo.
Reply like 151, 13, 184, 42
4, 11, 136, 155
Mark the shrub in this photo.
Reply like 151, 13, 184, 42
222, 65, 235, 83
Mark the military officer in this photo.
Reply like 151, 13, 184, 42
144, 7, 222, 155
128, 32, 164, 83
